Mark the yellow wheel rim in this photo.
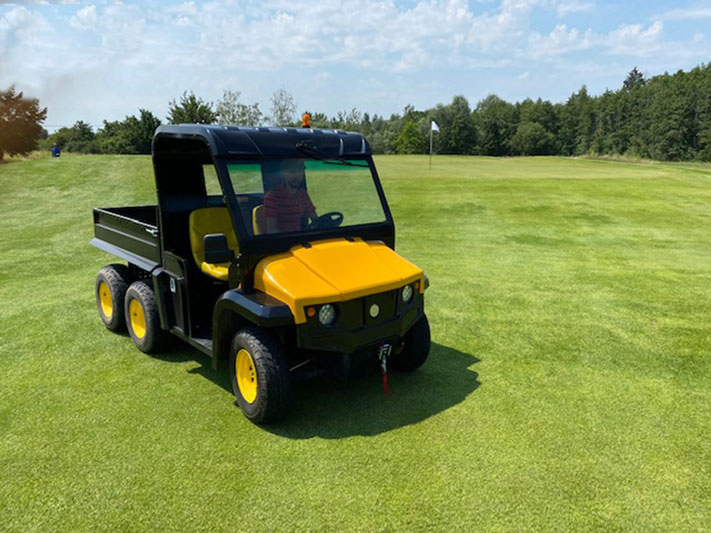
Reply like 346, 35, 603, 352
98, 281, 113, 319
236, 349, 258, 403
128, 298, 146, 339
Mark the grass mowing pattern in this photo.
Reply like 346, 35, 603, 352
1, 153, 710, 531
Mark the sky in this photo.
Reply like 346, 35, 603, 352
1, 0, 710, 131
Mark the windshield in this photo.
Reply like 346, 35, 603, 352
224, 158, 387, 237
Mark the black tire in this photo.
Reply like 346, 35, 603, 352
124, 280, 165, 354
95, 264, 131, 332
230, 326, 290, 424
392, 314, 430, 372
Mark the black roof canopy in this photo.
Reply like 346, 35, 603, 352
153, 124, 371, 160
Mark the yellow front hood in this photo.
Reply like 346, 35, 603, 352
254, 238, 424, 323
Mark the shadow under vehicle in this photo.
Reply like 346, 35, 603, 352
91, 124, 430, 424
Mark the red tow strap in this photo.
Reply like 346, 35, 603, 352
379, 345, 391, 396
381, 368, 391, 396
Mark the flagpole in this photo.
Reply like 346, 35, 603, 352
429, 126, 433, 170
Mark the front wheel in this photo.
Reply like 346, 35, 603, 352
392, 315, 430, 372
230, 327, 290, 424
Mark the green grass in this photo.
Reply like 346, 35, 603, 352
1, 153, 710, 531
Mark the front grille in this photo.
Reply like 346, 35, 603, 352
362, 290, 397, 326
303, 289, 404, 330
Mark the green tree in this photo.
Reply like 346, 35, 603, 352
0, 86, 47, 159
96, 109, 161, 154
361, 112, 372, 135
269, 89, 297, 126
167, 91, 217, 124
367, 114, 397, 154
304, 111, 330, 129
332, 108, 363, 131
509, 122, 555, 155
48, 121, 97, 153
447, 96, 477, 154
647, 72, 695, 160
623, 67, 647, 91
216, 90, 263, 126
556, 86, 596, 155
475, 95, 517, 156
694, 65, 711, 161
518, 98, 558, 139
426, 96, 476, 154
394, 120, 427, 154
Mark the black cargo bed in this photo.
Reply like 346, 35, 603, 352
91, 205, 161, 272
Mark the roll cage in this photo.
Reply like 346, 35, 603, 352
152, 125, 395, 290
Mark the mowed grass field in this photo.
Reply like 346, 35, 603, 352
1, 153, 710, 531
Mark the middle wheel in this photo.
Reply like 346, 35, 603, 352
230, 326, 290, 424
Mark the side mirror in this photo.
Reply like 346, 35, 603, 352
204, 233, 233, 264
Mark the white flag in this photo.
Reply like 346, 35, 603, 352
431, 120, 440, 132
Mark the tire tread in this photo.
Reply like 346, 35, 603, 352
231, 326, 290, 424
96, 264, 131, 332
125, 280, 164, 353
392, 314, 430, 372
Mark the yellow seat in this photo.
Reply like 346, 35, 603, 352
188, 207, 239, 281
252, 205, 266, 235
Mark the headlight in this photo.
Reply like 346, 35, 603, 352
401, 284, 414, 303
318, 304, 337, 326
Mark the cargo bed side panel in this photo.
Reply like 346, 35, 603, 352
92, 206, 161, 271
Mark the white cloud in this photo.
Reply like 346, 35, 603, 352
0, 0, 686, 75
528, 24, 591, 57
2, 0, 710, 128
527, 20, 669, 58
69, 5, 98, 30
0, 6, 54, 60
0, 0, 78, 4
556, 1, 594, 17
393, 48, 430, 73
167, 1, 198, 16
604, 20, 664, 55
653, 8, 711, 21
99, 4, 146, 52
1, 5, 43, 31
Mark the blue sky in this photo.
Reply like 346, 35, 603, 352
1, 0, 710, 131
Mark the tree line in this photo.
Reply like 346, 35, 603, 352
2, 63, 711, 161
374, 64, 711, 161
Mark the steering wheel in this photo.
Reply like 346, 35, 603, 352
303, 211, 344, 230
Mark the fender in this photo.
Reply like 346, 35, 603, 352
211, 289, 293, 368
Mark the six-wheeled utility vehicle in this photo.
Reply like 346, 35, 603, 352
92, 124, 430, 423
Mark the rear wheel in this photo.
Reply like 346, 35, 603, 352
124, 280, 164, 353
392, 314, 430, 372
95, 264, 130, 332
230, 326, 290, 424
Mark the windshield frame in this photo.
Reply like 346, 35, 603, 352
214, 155, 395, 253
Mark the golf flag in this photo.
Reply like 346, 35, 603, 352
429, 121, 439, 169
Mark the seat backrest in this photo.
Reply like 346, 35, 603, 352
252, 205, 266, 235
188, 207, 239, 268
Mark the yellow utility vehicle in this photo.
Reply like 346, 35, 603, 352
92, 125, 430, 423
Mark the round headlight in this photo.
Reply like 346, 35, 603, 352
318, 304, 336, 326
401, 284, 414, 303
